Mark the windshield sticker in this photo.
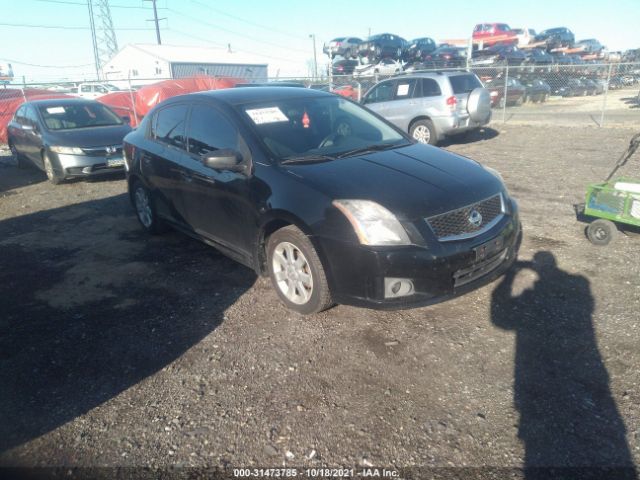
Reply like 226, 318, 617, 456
397, 84, 410, 96
302, 111, 310, 129
246, 107, 288, 124
46, 106, 66, 114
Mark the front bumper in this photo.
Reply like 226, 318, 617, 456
51, 151, 125, 178
318, 208, 521, 310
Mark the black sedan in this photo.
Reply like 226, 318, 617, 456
123, 88, 521, 314
357, 33, 407, 61
423, 46, 467, 68
471, 45, 527, 67
7, 98, 131, 184
520, 78, 551, 102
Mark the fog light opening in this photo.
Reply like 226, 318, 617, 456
384, 278, 415, 299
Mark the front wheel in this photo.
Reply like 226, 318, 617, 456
586, 219, 617, 246
42, 152, 62, 185
409, 119, 438, 145
267, 225, 333, 314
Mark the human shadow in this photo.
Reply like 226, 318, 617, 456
491, 252, 637, 479
0, 193, 256, 454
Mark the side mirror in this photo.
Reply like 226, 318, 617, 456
22, 124, 34, 131
121, 115, 131, 124
202, 149, 245, 172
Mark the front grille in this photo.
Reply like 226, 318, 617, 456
81, 145, 122, 157
427, 194, 504, 241
453, 249, 507, 288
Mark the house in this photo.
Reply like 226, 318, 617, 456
102, 44, 268, 85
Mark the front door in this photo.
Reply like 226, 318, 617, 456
181, 104, 256, 257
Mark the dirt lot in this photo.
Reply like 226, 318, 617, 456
0, 125, 639, 477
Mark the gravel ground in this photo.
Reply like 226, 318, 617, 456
0, 125, 639, 478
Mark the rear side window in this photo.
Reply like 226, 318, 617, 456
418, 78, 442, 97
394, 79, 416, 99
449, 75, 482, 94
152, 104, 189, 149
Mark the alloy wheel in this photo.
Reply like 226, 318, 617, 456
271, 241, 313, 305
134, 187, 153, 228
412, 125, 431, 143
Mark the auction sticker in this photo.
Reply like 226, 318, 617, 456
246, 107, 288, 124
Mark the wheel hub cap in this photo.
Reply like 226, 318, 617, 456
272, 241, 313, 305
135, 187, 153, 228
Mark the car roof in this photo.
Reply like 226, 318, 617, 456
23, 98, 101, 107
188, 87, 331, 106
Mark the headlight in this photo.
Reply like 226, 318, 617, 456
333, 200, 411, 246
50, 146, 84, 155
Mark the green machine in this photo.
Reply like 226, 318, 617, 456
581, 133, 640, 245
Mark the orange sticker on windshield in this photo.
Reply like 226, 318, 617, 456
302, 111, 310, 129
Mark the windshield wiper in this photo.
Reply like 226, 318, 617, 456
335, 142, 407, 159
280, 154, 336, 165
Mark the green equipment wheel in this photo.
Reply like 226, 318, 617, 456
586, 219, 617, 246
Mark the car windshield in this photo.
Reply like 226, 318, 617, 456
240, 95, 408, 162
449, 75, 483, 94
38, 103, 123, 130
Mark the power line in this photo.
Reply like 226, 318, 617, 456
166, 8, 310, 55
186, 0, 306, 41
33, 0, 167, 9
167, 28, 302, 65
0, 57, 94, 68
0, 21, 163, 31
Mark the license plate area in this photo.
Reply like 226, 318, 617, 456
474, 235, 504, 262
106, 158, 124, 167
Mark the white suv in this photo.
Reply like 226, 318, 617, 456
362, 71, 491, 145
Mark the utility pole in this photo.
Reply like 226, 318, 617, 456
145, 0, 164, 45
309, 34, 318, 80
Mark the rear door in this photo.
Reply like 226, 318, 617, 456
141, 103, 192, 225
449, 74, 483, 114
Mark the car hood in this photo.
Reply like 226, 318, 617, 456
282, 143, 504, 220
45, 124, 132, 148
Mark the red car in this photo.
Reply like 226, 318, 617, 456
473, 23, 518, 47
333, 84, 360, 101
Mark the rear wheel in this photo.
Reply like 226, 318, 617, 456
42, 152, 62, 185
132, 181, 167, 234
586, 219, 617, 246
409, 119, 438, 145
267, 225, 333, 314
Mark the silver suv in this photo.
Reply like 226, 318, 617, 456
361, 71, 492, 145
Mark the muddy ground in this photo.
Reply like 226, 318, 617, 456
0, 125, 639, 477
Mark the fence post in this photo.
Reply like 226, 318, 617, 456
328, 52, 333, 92
502, 64, 509, 123
127, 73, 138, 126
599, 63, 613, 128
357, 82, 362, 102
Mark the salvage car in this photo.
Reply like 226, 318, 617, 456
357, 33, 407, 61
423, 46, 467, 68
323, 37, 362, 58
403, 37, 438, 62
331, 58, 359, 76
7, 98, 131, 184
520, 78, 551, 102
535, 27, 575, 49
485, 78, 526, 107
472, 23, 518, 47
471, 45, 527, 67
123, 87, 520, 313
361, 71, 492, 145
353, 58, 403, 78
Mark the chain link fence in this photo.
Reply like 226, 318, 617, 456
2, 63, 639, 144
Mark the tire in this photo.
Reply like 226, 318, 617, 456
132, 180, 167, 234
586, 219, 617, 246
498, 97, 506, 109
267, 225, 333, 314
516, 95, 524, 106
42, 151, 63, 185
409, 119, 438, 145
541, 93, 548, 103
9, 142, 27, 169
